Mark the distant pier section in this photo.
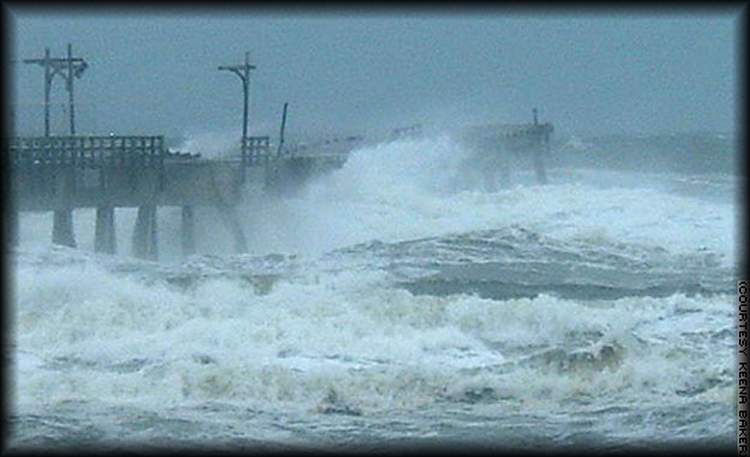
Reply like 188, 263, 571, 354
453, 109, 553, 189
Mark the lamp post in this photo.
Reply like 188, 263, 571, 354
218, 51, 256, 147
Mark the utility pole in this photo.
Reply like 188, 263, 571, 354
22, 44, 88, 136
218, 51, 256, 147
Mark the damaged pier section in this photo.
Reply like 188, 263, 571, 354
454, 110, 553, 190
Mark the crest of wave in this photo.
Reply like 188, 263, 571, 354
323, 134, 474, 197
178, 121, 278, 159
176, 129, 239, 159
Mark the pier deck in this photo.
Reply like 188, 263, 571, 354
8, 121, 550, 259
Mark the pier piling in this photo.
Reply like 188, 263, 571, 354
52, 210, 76, 247
181, 205, 196, 256
8, 177, 19, 247
533, 148, 547, 185
532, 108, 548, 185
216, 204, 248, 254
132, 204, 158, 260
52, 168, 77, 247
94, 206, 116, 254
8, 209, 18, 248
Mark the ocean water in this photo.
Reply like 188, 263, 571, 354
7, 132, 740, 452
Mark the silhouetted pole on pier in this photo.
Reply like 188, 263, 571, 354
22, 44, 88, 136
219, 51, 256, 150
64, 43, 87, 135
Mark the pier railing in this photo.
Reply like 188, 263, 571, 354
11, 135, 166, 168
280, 135, 364, 162
240, 136, 271, 167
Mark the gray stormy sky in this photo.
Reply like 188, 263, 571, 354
9, 9, 740, 141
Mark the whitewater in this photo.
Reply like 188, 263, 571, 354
8, 132, 739, 452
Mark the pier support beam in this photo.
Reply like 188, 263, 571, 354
217, 205, 248, 254
132, 205, 158, 260
481, 167, 498, 193
482, 149, 509, 192
499, 164, 511, 189
533, 148, 547, 185
532, 111, 550, 185
8, 178, 18, 247
52, 210, 76, 247
8, 207, 18, 248
181, 205, 196, 257
52, 169, 77, 248
95, 206, 117, 254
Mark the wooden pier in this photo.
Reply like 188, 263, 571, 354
8, 118, 551, 260
8, 134, 360, 259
